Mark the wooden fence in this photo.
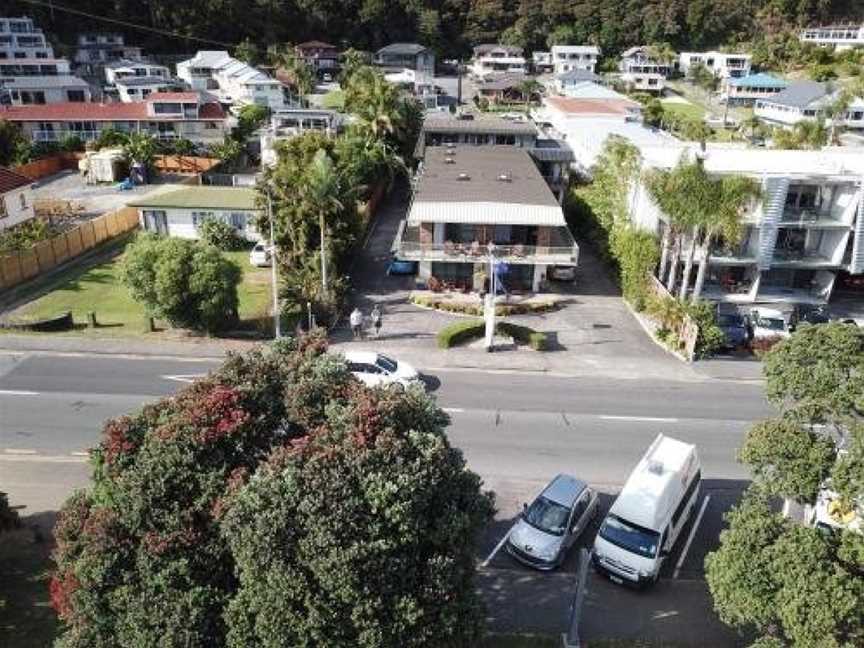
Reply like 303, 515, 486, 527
12, 153, 82, 181
0, 207, 140, 291
647, 275, 700, 362
154, 155, 221, 174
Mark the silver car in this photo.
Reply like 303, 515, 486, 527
506, 474, 599, 570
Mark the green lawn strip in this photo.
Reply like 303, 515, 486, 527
321, 89, 345, 110
0, 527, 58, 648
659, 100, 706, 121
13, 246, 272, 337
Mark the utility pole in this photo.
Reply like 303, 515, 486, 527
484, 243, 497, 351
266, 191, 281, 338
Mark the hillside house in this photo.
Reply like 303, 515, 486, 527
755, 81, 864, 131
618, 47, 672, 93
0, 166, 35, 231
552, 45, 600, 75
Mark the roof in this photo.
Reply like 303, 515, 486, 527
551, 45, 600, 55
408, 146, 565, 226
105, 58, 167, 70
559, 81, 627, 100
0, 96, 225, 121
473, 44, 523, 57
0, 166, 33, 195
0, 75, 89, 89
621, 46, 645, 58
556, 69, 600, 83
476, 73, 528, 91
727, 72, 788, 89
180, 50, 233, 68
545, 96, 641, 116
763, 81, 828, 108
114, 76, 177, 88
145, 91, 200, 102
611, 435, 698, 532
0, 57, 69, 66
542, 474, 588, 507
295, 40, 337, 50
422, 113, 538, 136
128, 186, 258, 211
376, 43, 428, 56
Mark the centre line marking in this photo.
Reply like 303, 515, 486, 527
0, 389, 40, 396
673, 494, 711, 579
442, 407, 465, 414
599, 415, 679, 423
4, 448, 37, 454
482, 523, 516, 568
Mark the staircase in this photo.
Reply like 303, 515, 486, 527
849, 179, 864, 275
757, 177, 789, 271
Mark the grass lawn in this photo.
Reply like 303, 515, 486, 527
321, 89, 345, 110
12, 246, 273, 338
659, 100, 706, 121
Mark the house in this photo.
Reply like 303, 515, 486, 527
551, 45, 600, 75
177, 51, 286, 110
0, 70, 91, 105
384, 67, 435, 96
630, 144, 864, 305
373, 43, 434, 84
618, 46, 672, 93
475, 73, 529, 104
295, 41, 340, 73
260, 108, 343, 166
755, 81, 864, 131
113, 76, 186, 103
800, 24, 864, 51
532, 51, 553, 74
553, 70, 604, 96
678, 51, 751, 80
130, 185, 261, 240
0, 166, 35, 231
74, 33, 144, 76
104, 59, 170, 85
415, 113, 573, 199
0, 91, 230, 145
470, 45, 527, 77
0, 17, 54, 59
392, 146, 578, 292
724, 73, 788, 106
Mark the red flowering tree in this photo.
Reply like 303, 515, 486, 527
51, 333, 494, 647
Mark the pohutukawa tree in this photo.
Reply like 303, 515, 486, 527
51, 335, 495, 648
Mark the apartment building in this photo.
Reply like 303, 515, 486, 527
618, 47, 672, 93
295, 41, 339, 73
631, 145, 864, 305
678, 51, 751, 80
0, 56, 92, 105
177, 51, 286, 110
393, 146, 578, 292
532, 51, 553, 73
74, 33, 144, 77
104, 59, 170, 85
551, 45, 600, 75
470, 45, 527, 77
373, 43, 435, 82
0, 17, 53, 59
260, 108, 343, 166
800, 24, 864, 51
755, 81, 864, 131
724, 73, 788, 106
0, 91, 230, 145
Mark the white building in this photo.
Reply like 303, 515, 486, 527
630, 144, 864, 305
104, 59, 170, 85
114, 77, 184, 103
618, 46, 672, 93
678, 51, 751, 80
0, 166, 36, 231
470, 45, 527, 77
0, 56, 91, 105
552, 70, 608, 97
755, 81, 864, 131
131, 185, 261, 241
532, 51, 553, 73
800, 24, 864, 51
551, 45, 600, 75
724, 73, 788, 106
0, 17, 53, 59
261, 108, 342, 166
74, 33, 143, 71
177, 51, 286, 110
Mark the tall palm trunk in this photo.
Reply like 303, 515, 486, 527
679, 226, 698, 300
666, 233, 680, 293
658, 224, 671, 280
319, 211, 328, 296
691, 231, 713, 302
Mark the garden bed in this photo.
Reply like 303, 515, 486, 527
411, 291, 561, 317
436, 319, 549, 350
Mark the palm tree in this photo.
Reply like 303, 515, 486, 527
269, 44, 315, 105
300, 150, 344, 296
517, 78, 543, 114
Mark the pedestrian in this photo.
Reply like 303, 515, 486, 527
370, 304, 382, 338
350, 307, 363, 340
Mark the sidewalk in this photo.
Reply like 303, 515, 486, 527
0, 333, 257, 359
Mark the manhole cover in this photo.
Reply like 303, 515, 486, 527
592, 323, 612, 329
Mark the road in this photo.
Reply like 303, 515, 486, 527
0, 350, 770, 645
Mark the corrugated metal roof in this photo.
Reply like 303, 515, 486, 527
0, 166, 33, 195
422, 114, 537, 135
764, 81, 828, 108
2, 75, 89, 89
376, 43, 428, 56
129, 186, 258, 211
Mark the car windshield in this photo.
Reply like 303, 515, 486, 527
598, 514, 660, 558
523, 496, 570, 536
758, 317, 785, 331
375, 355, 398, 374
717, 314, 742, 327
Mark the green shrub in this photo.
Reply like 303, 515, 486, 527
685, 300, 726, 359
198, 218, 243, 251
496, 321, 549, 350
411, 294, 557, 317
437, 319, 485, 348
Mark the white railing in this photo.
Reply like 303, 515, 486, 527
396, 240, 579, 264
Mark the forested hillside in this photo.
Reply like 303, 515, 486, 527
8, 0, 864, 59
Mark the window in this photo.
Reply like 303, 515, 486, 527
670, 469, 701, 529
67, 90, 86, 102
19, 193, 27, 209
228, 212, 246, 229
0, 197, 7, 219
192, 211, 215, 227
153, 102, 182, 114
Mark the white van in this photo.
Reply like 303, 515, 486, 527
593, 434, 701, 587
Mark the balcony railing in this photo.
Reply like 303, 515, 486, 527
396, 240, 579, 264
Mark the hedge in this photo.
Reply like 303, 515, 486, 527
412, 294, 558, 317
437, 319, 549, 350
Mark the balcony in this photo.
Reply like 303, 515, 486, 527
771, 248, 837, 268
780, 208, 848, 228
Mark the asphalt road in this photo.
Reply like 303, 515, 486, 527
0, 351, 770, 645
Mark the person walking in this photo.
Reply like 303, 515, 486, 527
350, 307, 363, 340
370, 304, 382, 338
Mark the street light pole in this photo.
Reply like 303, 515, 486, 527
266, 191, 281, 339
484, 243, 497, 351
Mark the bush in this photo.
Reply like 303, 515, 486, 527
120, 234, 242, 333
198, 218, 243, 251
59, 134, 84, 153
496, 322, 549, 350
685, 301, 726, 359
410, 294, 557, 317
437, 319, 485, 348
751, 336, 784, 358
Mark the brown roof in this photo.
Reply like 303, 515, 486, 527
145, 91, 201, 102
296, 40, 337, 51
0, 166, 33, 195
0, 98, 226, 122
545, 96, 640, 116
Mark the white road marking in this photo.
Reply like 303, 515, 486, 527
673, 494, 711, 579
70, 451, 90, 457
0, 453, 88, 464
4, 448, 37, 454
481, 523, 516, 568
161, 374, 206, 383
599, 415, 679, 423
0, 389, 39, 396
442, 407, 465, 413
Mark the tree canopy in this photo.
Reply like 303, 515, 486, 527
51, 336, 495, 648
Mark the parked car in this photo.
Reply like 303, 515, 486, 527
789, 304, 832, 330
715, 311, 750, 350
387, 258, 418, 276
548, 265, 577, 282
506, 474, 598, 570
249, 242, 271, 267
322, 72, 333, 82
749, 307, 791, 341
344, 351, 421, 388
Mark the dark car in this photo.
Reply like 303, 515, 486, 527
790, 304, 832, 330
716, 312, 749, 350
386, 259, 418, 276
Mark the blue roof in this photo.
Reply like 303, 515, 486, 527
728, 72, 788, 89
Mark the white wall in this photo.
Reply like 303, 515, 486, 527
0, 186, 36, 230
160, 209, 261, 241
